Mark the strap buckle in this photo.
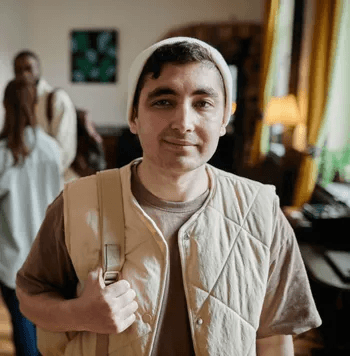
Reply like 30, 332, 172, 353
103, 271, 119, 286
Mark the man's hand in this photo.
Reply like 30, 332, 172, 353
17, 268, 138, 334
77, 268, 138, 334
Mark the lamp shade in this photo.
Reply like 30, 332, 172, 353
264, 94, 301, 126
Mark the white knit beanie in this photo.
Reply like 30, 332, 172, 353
126, 37, 233, 127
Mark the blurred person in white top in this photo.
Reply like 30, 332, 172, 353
13, 50, 77, 183
0, 77, 61, 355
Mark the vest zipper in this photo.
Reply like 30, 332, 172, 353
131, 198, 170, 355
178, 229, 200, 356
149, 254, 170, 356
148, 240, 169, 356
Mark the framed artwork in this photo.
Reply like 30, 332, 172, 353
70, 29, 118, 83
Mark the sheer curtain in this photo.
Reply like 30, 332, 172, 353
317, 0, 350, 186
250, 0, 295, 164
293, 0, 343, 206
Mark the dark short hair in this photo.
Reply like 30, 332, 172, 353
132, 41, 224, 111
13, 50, 40, 68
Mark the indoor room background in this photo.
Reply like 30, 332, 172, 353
0, 0, 263, 130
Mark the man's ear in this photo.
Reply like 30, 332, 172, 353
129, 108, 138, 134
220, 124, 226, 137
130, 123, 137, 134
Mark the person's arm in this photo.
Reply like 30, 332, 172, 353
50, 90, 77, 172
17, 268, 138, 334
256, 335, 294, 356
16, 194, 137, 334
257, 207, 321, 340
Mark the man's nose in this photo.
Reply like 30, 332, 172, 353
170, 104, 195, 133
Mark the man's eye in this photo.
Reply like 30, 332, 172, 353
195, 101, 212, 108
152, 100, 171, 107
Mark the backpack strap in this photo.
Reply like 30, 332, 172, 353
96, 168, 125, 355
46, 90, 58, 124
46, 89, 61, 136
96, 169, 125, 284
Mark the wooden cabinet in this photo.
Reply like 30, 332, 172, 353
96, 126, 143, 169
96, 126, 121, 169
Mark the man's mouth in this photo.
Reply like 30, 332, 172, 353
163, 137, 196, 146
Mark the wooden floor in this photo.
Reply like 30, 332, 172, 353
0, 295, 324, 356
0, 295, 14, 356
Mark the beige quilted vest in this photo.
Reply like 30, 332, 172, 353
37, 163, 278, 356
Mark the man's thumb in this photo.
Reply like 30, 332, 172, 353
97, 267, 106, 288
88, 267, 104, 284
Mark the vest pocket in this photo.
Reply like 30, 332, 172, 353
108, 311, 152, 353
193, 292, 256, 356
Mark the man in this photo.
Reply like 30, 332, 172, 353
16, 37, 321, 356
13, 50, 77, 182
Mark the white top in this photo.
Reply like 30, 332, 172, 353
36, 78, 77, 179
0, 126, 61, 288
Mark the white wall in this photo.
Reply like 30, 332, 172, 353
0, 0, 29, 128
4, 0, 263, 127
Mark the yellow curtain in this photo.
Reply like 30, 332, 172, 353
249, 0, 280, 165
293, 0, 342, 207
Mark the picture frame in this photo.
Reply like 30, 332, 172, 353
70, 29, 118, 83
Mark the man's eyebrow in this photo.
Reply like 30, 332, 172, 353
193, 87, 220, 98
147, 86, 220, 100
147, 87, 177, 100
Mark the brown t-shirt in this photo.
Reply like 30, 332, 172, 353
131, 165, 206, 356
17, 169, 321, 352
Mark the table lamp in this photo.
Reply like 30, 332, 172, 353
264, 94, 302, 149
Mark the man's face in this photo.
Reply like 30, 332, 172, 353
14, 56, 40, 83
130, 62, 226, 174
